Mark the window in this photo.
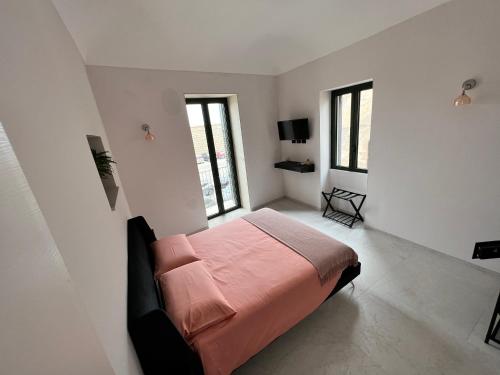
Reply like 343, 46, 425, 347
185, 98, 240, 219
331, 81, 373, 173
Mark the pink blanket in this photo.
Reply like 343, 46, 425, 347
243, 208, 358, 284
187, 217, 357, 375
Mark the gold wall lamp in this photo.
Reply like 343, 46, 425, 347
453, 79, 477, 106
141, 124, 155, 141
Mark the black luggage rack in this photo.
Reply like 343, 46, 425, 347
322, 187, 366, 228
472, 241, 500, 347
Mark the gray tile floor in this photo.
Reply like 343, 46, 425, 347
209, 199, 500, 374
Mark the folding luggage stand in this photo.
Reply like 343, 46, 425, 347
485, 292, 500, 345
473, 241, 500, 346
321, 187, 366, 228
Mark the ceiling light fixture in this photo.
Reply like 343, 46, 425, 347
453, 79, 477, 106
141, 124, 155, 141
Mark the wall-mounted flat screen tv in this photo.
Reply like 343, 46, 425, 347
277, 118, 309, 140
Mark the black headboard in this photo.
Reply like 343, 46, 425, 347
127, 216, 203, 375
127, 216, 160, 322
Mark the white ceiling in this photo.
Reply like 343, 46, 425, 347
53, 0, 451, 75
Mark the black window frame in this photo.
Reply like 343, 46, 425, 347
331, 81, 373, 173
185, 97, 241, 219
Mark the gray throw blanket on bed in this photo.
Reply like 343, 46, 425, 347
243, 208, 358, 285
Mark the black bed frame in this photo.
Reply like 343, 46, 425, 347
127, 216, 361, 375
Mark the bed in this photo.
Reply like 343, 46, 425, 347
127, 213, 361, 375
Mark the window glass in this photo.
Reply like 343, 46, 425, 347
186, 104, 218, 217
186, 100, 240, 218
336, 93, 351, 168
331, 82, 373, 172
207, 103, 238, 211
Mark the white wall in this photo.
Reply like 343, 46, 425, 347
87, 66, 283, 237
0, 125, 114, 375
0, 1, 141, 374
277, 0, 500, 273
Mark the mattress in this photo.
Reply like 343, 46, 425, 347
187, 218, 343, 375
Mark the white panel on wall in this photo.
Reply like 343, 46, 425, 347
0, 124, 114, 375
277, 0, 500, 273
87, 66, 284, 236
0, 1, 141, 373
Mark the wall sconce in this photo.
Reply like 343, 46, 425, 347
141, 124, 155, 141
453, 79, 477, 106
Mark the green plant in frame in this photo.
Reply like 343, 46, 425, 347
91, 149, 116, 178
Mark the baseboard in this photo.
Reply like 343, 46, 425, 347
366, 221, 500, 277
188, 225, 208, 235
250, 196, 285, 211
282, 196, 320, 211
251, 196, 320, 212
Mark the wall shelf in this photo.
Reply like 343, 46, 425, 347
274, 161, 315, 173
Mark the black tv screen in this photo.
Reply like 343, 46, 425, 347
277, 118, 309, 140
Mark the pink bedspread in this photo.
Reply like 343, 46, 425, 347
187, 218, 348, 375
